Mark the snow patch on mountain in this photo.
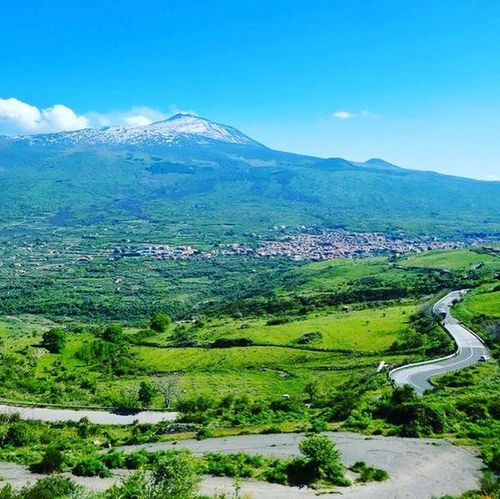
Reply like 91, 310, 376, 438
15, 114, 260, 147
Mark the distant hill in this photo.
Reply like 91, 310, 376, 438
0, 114, 498, 238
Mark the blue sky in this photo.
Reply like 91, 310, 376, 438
1, 0, 499, 180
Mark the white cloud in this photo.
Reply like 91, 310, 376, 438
0, 97, 90, 135
86, 106, 168, 128
332, 111, 353, 120
332, 109, 379, 120
167, 105, 198, 117
0, 98, 202, 136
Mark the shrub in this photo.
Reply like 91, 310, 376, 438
32, 446, 65, 473
481, 439, 500, 473
350, 461, 389, 482
296, 331, 322, 345
345, 409, 371, 430
297, 434, 348, 486
210, 338, 253, 348
124, 450, 151, 469
102, 324, 124, 343
310, 419, 329, 433
138, 380, 157, 407
203, 452, 265, 479
5, 422, 35, 447
73, 457, 111, 477
263, 460, 289, 485
285, 457, 317, 485
101, 450, 126, 469
196, 426, 214, 440
299, 434, 340, 467
41, 328, 67, 354
18, 476, 80, 499
150, 312, 172, 333
151, 452, 201, 499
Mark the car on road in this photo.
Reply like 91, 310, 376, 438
478, 355, 489, 362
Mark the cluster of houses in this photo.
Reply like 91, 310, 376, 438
111, 229, 465, 262
254, 230, 464, 261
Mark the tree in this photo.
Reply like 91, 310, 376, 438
41, 328, 66, 354
109, 452, 201, 499
299, 434, 340, 468
150, 312, 172, 333
157, 377, 180, 408
138, 380, 157, 407
151, 452, 201, 498
298, 434, 349, 486
102, 324, 123, 343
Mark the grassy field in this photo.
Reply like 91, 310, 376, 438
455, 283, 500, 319
454, 282, 500, 355
290, 257, 388, 294
398, 248, 499, 270
0, 248, 496, 410
0, 308, 410, 406
194, 303, 414, 352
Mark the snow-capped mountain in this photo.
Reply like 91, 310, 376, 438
12, 114, 262, 148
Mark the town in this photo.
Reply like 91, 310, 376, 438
116, 229, 466, 262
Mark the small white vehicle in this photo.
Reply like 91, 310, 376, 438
478, 355, 489, 362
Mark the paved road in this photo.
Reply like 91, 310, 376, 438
0, 404, 177, 425
390, 290, 488, 394
0, 432, 482, 498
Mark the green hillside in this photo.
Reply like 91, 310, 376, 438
0, 136, 499, 238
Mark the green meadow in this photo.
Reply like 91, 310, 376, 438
398, 248, 500, 270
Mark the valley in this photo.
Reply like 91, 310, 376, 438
0, 116, 498, 498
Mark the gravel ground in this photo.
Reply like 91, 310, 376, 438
0, 404, 177, 425
0, 432, 482, 498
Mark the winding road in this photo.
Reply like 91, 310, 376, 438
390, 290, 488, 394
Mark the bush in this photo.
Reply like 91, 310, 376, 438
345, 409, 371, 430
296, 434, 348, 486
102, 324, 124, 343
196, 426, 214, 440
285, 457, 318, 485
481, 439, 500, 473
299, 434, 340, 467
73, 457, 111, 477
151, 452, 201, 498
101, 450, 126, 469
263, 460, 289, 485
210, 338, 253, 348
138, 380, 157, 407
350, 461, 389, 482
150, 312, 172, 333
124, 450, 151, 469
41, 328, 67, 354
296, 331, 322, 345
5, 422, 35, 447
18, 476, 80, 499
31, 447, 65, 473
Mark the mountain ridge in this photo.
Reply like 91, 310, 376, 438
3, 113, 263, 148
0, 114, 498, 237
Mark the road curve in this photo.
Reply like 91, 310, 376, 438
390, 290, 488, 394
